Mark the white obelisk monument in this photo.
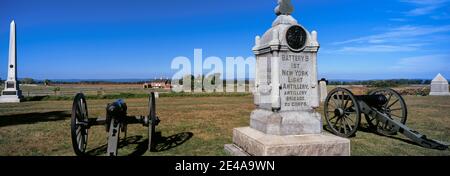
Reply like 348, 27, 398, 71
0, 20, 23, 103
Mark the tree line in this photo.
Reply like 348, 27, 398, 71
328, 79, 432, 87
0, 77, 433, 88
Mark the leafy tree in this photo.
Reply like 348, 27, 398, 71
21, 78, 35, 84
51, 87, 61, 95
44, 79, 51, 86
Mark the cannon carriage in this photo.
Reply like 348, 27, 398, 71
324, 87, 448, 150
70, 92, 160, 156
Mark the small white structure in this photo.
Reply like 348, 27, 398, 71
319, 78, 328, 102
0, 20, 23, 103
429, 73, 450, 96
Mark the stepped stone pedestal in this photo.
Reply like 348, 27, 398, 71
225, 127, 350, 156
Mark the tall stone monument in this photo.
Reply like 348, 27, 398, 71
225, 0, 350, 156
0, 20, 23, 103
319, 78, 328, 102
429, 73, 450, 96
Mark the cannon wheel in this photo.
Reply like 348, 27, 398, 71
324, 88, 361, 138
366, 88, 407, 135
148, 92, 156, 151
71, 93, 89, 156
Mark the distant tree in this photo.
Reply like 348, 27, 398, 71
21, 78, 35, 84
203, 73, 223, 92
369, 80, 398, 88
194, 74, 204, 91
51, 87, 61, 95
181, 74, 195, 91
44, 79, 51, 86
423, 80, 432, 84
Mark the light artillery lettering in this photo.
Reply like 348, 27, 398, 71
288, 76, 303, 83
282, 84, 309, 90
284, 90, 307, 95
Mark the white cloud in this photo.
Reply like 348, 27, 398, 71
389, 18, 409, 22
338, 45, 419, 52
327, 2, 450, 54
333, 25, 450, 45
330, 25, 450, 53
431, 12, 450, 19
400, 0, 449, 16
390, 54, 450, 72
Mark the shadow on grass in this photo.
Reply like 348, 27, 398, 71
86, 135, 148, 156
358, 125, 422, 147
323, 124, 421, 146
86, 132, 193, 156
152, 131, 193, 152
23, 96, 50, 102
0, 111, 70, 127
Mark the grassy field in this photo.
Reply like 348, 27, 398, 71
2, 83, 170, 97
0, 94, 449, 156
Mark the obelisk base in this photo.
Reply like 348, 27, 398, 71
225, 127, 350, 156
0, 90, 23, 103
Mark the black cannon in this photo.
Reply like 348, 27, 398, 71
70, 92, 160, 156
324, 87, 448, 150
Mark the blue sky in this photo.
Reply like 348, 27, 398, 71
0, 0, 449, 80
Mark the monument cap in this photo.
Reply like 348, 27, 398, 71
432, 73, 448, 84
275, 0, 294, 16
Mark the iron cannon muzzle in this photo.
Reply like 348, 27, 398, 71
105, 99, 128, 131
363, 94, 388, 108
106, 99, 127, 116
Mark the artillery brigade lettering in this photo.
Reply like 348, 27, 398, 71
280, 53, 312, 110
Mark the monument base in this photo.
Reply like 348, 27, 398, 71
429, 92, 450, 96
0, 95, 22, 103
225, 127, 350, 156
0, 90, 23, 103
250, 109, 322, 135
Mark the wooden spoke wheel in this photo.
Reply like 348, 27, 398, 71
148, 92, 156, 151
365, 88, 407, 135
324, 88, 361, 138
71, 93, 89, 156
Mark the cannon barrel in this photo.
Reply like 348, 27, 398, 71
105, 99, 127, 132
106, 99, 127, 117
359, 94, 388, 108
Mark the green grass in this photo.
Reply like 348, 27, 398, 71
22, 92, 252, 102
0, 95, 449, 156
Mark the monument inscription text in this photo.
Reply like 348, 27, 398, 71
280, 52, 312, 111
